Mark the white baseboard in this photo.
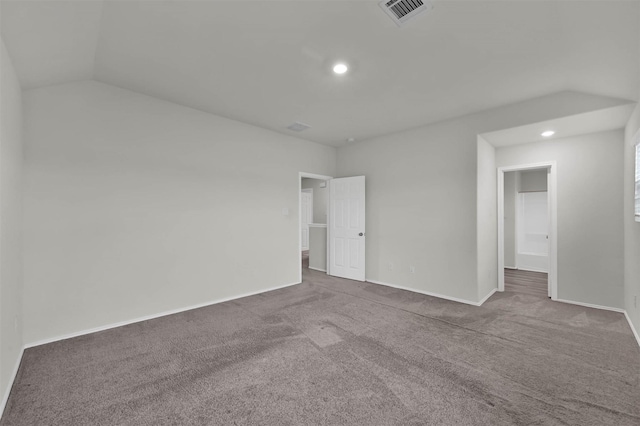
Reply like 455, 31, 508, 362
478, 288, 498, 305
504, 266, 518, 270
624, 311, 640, 349
366, 279, 495, 307
308, 267, 326, 272
554, 298, 625, 313
0, 346, 24, 419
25, 281, 301, 349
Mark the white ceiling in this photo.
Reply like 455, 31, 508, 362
0, 0, 103, 89
481, 102, 637, 148
2, 0, 639, 146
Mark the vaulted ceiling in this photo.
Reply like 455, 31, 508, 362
2, 0, 639, 146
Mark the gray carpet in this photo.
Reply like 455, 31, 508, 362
2, 268, 639, 425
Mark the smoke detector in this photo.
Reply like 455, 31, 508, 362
379, 0, 433, 27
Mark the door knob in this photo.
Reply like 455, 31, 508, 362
359, 232, 364, 236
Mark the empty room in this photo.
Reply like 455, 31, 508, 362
1, 0, 639, 424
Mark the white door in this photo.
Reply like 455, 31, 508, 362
328, 176, 365, 281
301, 189, 313, 251
516, 191, 549, 273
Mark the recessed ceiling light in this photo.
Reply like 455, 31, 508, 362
346, 137, 356, 143
333, 63, 348, 74
541, 130, 555, 137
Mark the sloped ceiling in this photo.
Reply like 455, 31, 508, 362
2, 0, 639, 146
0, 0, 103, 89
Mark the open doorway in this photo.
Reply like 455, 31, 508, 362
504, 169, 549, 297
298, 173, 367, 284
298, 173, 332, 283
498, 162, 558, 300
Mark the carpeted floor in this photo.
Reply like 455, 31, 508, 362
2, 268, 639, 425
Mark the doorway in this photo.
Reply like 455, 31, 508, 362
298, 173, 332, 283
497, 162, 557, 299
298, 173, 367, 284
510, 168, 550, 273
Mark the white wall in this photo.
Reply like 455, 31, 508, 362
624, 102, 640, 337
15, 77, 638, 348
519, 169, 547, 192
336, 92, 602, 303
337, 118, 479, 302
477, 137, 497, 300
301, 178, 328, 224
496, 130, 625, 309
622, 5, 640, 340
0, 38, 23, 408
308, 226, 327, 271
22, 81, 336, 345
503, 171, 518, 268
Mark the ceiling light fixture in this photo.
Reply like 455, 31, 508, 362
333, 63, 348, 74
541, 130, 555, 137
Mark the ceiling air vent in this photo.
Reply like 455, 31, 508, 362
379, 0, 433, 27
287, 122, 311, 132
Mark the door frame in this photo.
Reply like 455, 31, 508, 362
299, 172, 332, 283
497, 162, 558, 299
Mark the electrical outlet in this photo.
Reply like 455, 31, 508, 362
388, 262, 394, 271
409, 266, 415, 274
